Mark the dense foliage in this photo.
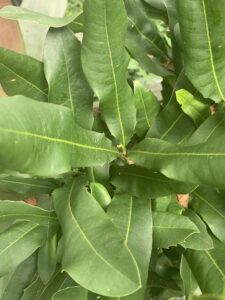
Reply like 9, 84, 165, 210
0, 0, 225, 299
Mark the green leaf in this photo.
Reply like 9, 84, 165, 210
0, 176, 59, 194
107, 193, 152, 300
0, 200, 58, 227
176, 0, 225, 102
147, 70, 195, 143
68, 12, 84, 33
21, 275, 45, 300
129, 133, 225, 189
191, 187, 225, 244
138, 0, 168, 23
152, 211, 199, 248
0, 96, 118, 176
125, 39, 172, 78
44, 27, 94, 130
110, 165, 196, 198
38, 234, 57, 284
86, 164, 110, 188
0, 254, 37, 300
0, 221, 47, 277
0, 6, 78, 28
52, 286, 88, 300
81, 0, 136, 148
53, 177, 141, 297
125, 0, 169, 62
19, 0, 67, 61
180, 255, 199, 299
176, 89, 211, 127
186, 111, 225, 146
184, 238, 225, 294
190, 296, 224, 300
0, 47, 48, 101
21, 268, 70, 300
180, 209, 213, 250
134, 81, 161, 137
152, 195, 183, 214
90, 182, 111, 209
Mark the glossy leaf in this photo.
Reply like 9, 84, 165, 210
0, 200, 58, 227
0, 96, 118, 176
0, 47, 48, 101
0, 6, 78, 28
53, 177, 141, 297
0, 254, 37, 300
110, 165, 196, 199
107, 193, 152, 300
44, 27, 94, 130
134, 81, 161, 137
129, 132, 225, 189
0, 176, 59, 194
191, 187, 225, 244
82, 0, 136, 147
184, 238, 225, 294
38, 234, 57, 284
176, 0, 225, 102
90, 182, 111, 209
52, 286, 88, 300
0, 221, 47, 277
176, 89, 211, 127
180, 209, 213, 250
152, 211, 199, 248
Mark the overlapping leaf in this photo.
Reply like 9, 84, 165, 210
152, 211, 199, 248
176, 89, 211, 127
134, 81, 161, 137
53, 177, 141, 297
0, 254, 36, 300
191, 187, 225, 243
184, 238, 225, 294
180, 209, 213, 250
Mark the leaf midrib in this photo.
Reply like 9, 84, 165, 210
68, 181, 139, 288
201, 0, 225, 100
0, 178, 53, 189
104, 0, 126, 147
0, 63, 47, 97
0, 127, 118, 154
0, 223, 38, 256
